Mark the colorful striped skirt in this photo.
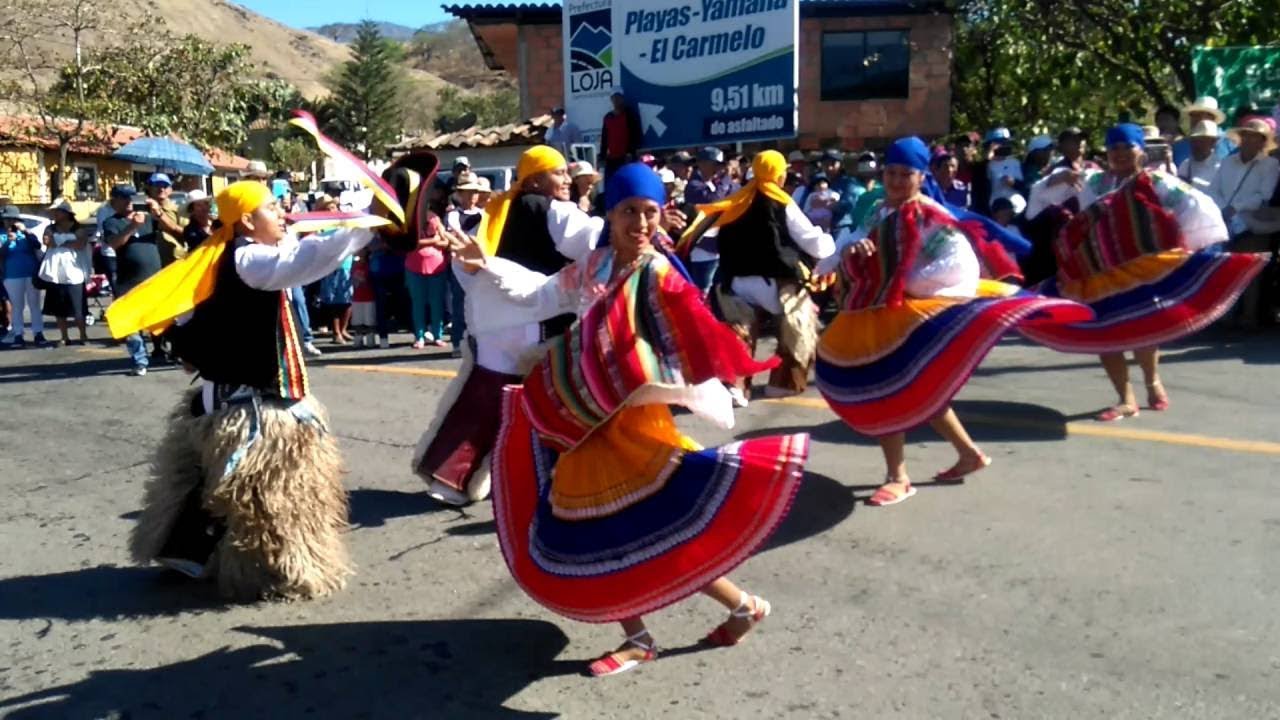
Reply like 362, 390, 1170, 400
816, 283, 1093, 437
492, 387, 808, 623
1020, 248, 1267, 354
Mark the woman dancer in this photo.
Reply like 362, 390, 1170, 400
1020, 124, 1267, 421
107, 181, 384, 600
449, 164, 809, 676
815, 138, 1091, 507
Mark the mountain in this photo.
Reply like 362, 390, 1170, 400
311, 21, 419, 44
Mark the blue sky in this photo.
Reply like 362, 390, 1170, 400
238, 1, 489, 29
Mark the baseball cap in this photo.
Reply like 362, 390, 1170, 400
670, 150, 694, 164
984, 127, 1013, 144
820, 148, 845, 162
453, 156, 471, 168
110, 184, 136, 199
787, 150, 807, 163
698, 147, 725, 163
658, 168, 676, 184
244, 160, 270, 178
1027, 135, 1055, 152
1058, 126, 1086, 142
569, 161, 597, 178
47, 198, 75, 214
147, 172, 173, 187
551, 106, 565, 115
0, 206, 20, 220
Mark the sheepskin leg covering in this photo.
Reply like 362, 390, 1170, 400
130, 392, 352, 601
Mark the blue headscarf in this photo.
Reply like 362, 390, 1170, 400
1105, 123, 1146, 149
885, 137, 931, 172
605, 162, 666, 211
600, 162, 692, 281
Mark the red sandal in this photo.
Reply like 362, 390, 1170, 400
588, 630, 657, 678
1147, 381, 1170, 412
704, 592, 771, 647
934, 452, 992, 484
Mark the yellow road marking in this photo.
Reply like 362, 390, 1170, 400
187, 359, 1280, 457
760, 395, 1280, 456
325, 364, 459, 379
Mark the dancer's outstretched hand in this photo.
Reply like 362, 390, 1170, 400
445, 228, 487, 274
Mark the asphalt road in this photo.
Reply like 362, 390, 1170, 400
1, 323, 1278, 719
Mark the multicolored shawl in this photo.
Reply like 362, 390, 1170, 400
837, 197, 942, 311
1055, 173, 1187, 282
274, 291, 310, 400
521, 251, 776, 452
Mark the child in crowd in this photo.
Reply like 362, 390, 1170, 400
319, 253, 354, 345
350, 251, 377, 347
990, 196, 1026, 240
803, 176, 840, 231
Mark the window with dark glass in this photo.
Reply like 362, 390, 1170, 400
820, 30, 911, 101
75, 165, 99, 199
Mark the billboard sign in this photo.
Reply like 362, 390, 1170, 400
564, 0, 798, 150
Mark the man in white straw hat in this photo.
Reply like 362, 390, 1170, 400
1174, 96, 1235, 165
1209, 115, 1280, 325
1209, 116, 1279, 235
1177, 120, 1224, 190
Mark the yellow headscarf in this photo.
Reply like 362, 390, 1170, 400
476, 145, 567, 255
105, 181, 275, 339
696, 149, 795, 228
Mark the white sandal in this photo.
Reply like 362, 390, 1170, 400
588, 630, 658, 677
704, 591, 772, 646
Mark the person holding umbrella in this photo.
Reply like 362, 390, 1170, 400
143, 173, 185, 266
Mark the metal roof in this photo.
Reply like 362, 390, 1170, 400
444, 1, 949, 22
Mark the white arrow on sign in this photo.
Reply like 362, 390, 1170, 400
638, 102, 668, 137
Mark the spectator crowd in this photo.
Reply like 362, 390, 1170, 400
3, 92, 1278, 375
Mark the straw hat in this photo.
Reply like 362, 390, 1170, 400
1188, 119, 1222, 139
454, 171, 486, 192
46, 198, 75, 216
569, 161, 598, 179
1227, 116, 1277, 153
1184, 96, 1227, 124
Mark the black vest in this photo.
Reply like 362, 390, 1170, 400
495, 194, 571, 275
169, 238, 285, 390
715, 195, 803, 282
494, 194, 575, 338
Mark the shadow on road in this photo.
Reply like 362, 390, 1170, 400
763, 472, 858, 552
0, 565, 225, 622
740, 399, 1070, 448
0, 357, 130, 384
0, 619, 573, 719
311, 350, 459, 368
347, 488, 465, 529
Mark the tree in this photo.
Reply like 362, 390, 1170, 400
951, 0, 1278, 138
0, 0, 125, 198
62, 35, 304, 151
270, 136, 319, 175
325, 21, 405, 160
434, 85, 520, 131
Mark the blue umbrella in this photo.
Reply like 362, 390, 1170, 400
113, 137, 215, 176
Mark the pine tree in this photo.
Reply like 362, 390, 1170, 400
327, 21, 404, 160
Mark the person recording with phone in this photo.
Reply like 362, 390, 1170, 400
102, 184, 163, 376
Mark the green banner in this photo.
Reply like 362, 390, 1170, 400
1192, 46, 1280, 122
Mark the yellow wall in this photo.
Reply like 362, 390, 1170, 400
0, 148, 43, 205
